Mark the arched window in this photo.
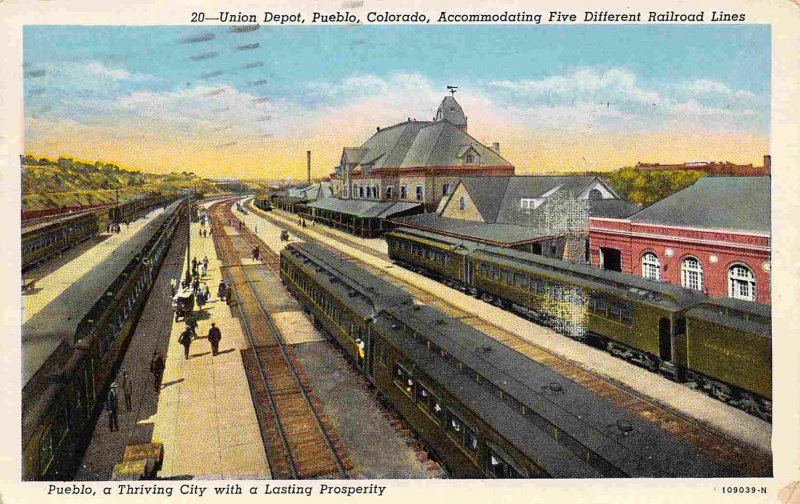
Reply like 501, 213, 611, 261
681, 257, 703, 291
728, 264, 756, 301
459, 196, 467, 210
642, 252, 661, 281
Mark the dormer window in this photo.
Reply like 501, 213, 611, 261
465, 154, 475, 164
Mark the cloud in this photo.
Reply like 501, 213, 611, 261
682, 78, 756, 99
488, 68, 667, 107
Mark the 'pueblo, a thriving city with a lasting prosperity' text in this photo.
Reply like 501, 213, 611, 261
21, 23, 772, 482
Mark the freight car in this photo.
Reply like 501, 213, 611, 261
21, 199, 185, 480
280, 241, 744, 478
384, 228, 772, 421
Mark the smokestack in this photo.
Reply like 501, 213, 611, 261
492, 142, 500, 153
307, 150, 311, 184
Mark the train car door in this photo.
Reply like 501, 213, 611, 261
658, 317, 672, 362
365, 331, 376, 381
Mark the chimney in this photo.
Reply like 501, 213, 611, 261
307, 150, 311, 184
492, 142, 500, 153
763, 154, 771, 174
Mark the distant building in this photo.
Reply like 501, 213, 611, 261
634, 155, 770, 176
393, 175, 639, 260
589, 176, 770, 304
308, 93, 514, 237
271, 182, 333, 214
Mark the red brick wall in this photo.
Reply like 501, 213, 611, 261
589, 218, 771, 304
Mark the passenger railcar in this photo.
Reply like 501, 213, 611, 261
22, 199, 185, 480
22, 212, 104, 270
280, 241, 744, 478
385, 228, 772, 421
254, 195, 273, 212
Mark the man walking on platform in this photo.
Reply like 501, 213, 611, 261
179, 327, 193, 359
106, 382, 120, 432
170, 278, 177, 297
149, 351, 165, 393
121, 370, 133, 412
208, 323, 222, 356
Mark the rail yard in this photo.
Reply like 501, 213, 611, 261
19, 195, 773, 481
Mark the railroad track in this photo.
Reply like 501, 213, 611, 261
210, 200, 350, 479
246, 200, 772, 477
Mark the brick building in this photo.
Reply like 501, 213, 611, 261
589, 176, 771, 304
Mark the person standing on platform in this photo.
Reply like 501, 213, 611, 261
186, 317, 198, 339
179, 327, 193, 359
121, 370, 133, 412
170, 278, 177, 297
149, 351, 165, 393
208, 323, 222, 356
217, 280, 227, 301
192, 275, 200, 295
106, 382, 120, 432
225, 286, 233, 306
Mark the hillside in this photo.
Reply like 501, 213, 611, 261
21, 155, 223, 211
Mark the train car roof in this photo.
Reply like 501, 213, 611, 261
22, 202, 178, 387
386, 227, 481, 252
374, 312, 602, 478
379, 303, 741, 477
686, 297, 771, 337
283, 241, 413, 315
22, 209, 103, 236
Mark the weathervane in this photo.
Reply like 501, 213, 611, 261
447, 85, 458, 96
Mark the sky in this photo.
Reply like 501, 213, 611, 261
23, 25, 770, 179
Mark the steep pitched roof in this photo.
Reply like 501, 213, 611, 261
343, 120, 512, 173
459, 176, 511, 223
628, 176, 770, 233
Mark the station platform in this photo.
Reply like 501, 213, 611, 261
23, 207, 165, 324
249, 199, 772, 454
271, 207, 388, 255
76, 212, 269, 479
151, 214, 270, 479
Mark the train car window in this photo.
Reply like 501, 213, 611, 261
428, 395, 446, 424
492, 265, 500, 281
416, 383, 431, 408
464, 426, 479, 454
519, 274, 529, 289
446, 411, 464, 441
394, 363, 413, 396
488, 449, 523, 478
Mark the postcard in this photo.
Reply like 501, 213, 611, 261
1, 0, 799, 502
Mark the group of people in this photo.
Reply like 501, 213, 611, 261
217, 279, 233, 305
178, 320, 223, 359
198, 228, 211, 238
